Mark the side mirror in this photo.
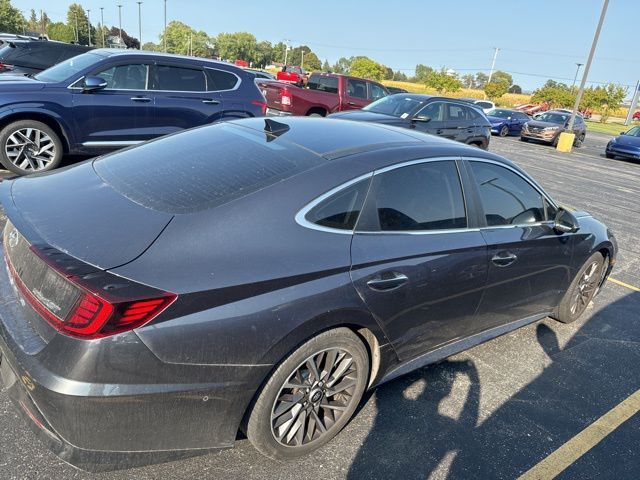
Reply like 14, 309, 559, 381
620, 131, 626, 135
554, 208, 580, 234
412, 115, 431, 123
83, 76, 107, 92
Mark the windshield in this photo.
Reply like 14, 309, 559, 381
536, 112, 568, 125
625, 126, 640, 137
486, 109, 513, 119
34, 52, 101, 83
363, 95, 424, 117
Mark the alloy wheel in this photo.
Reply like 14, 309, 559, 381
500, 125, 509, 137
270, 348, 359, 447
570, 260, 601, 316
4, 127, 57, 172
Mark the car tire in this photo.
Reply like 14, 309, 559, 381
0, 120, 63, 175
552, 136, 560, 147
520, 136, 529, 142
573, 134, 585, 148
552, 252, 607, 324
246, 327, 369, 460
499, 125, 509, 137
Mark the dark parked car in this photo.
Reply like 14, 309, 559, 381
386, 86, 408, 94
0, 49, 266, 174
605, 125, 640, 160
244, 68, 275, 80
329, 93, 491, 149
0, 39, 92, 76
487, 108, 530, 136
521, 110, 586, 147
0, 117, 616, 469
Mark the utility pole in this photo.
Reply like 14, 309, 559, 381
74, 12, 79, 43
100, 7, 105, 47
624, 80, 640, 126
40, 9, 44, 35
487, 47, 499, 83
137, 2, 142, 48
301, 50, 304, 69
86, 9, 91, 46
572, 63, 583, 88
567, 0, 609, 132
283, 39, 291, 66
163, 0, 167, 52
117, 4, 123, 45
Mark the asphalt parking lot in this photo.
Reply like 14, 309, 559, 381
0, 132, 638, 480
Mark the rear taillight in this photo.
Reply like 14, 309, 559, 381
280, 89, 292, 106
251, 99, 267, 116
5, 240, 176, 340
0, 63, 13, 71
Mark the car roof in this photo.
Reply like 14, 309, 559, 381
2, 39, 89, 48
94, 48, 237, 68
227, 116, 488, 160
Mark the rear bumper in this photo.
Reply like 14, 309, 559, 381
266, 107, 293, 117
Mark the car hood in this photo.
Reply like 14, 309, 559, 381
487, 116, 507, 125
0, 74, 46, 91
329, 110, 408, 125
5, 161, 173, 270
526, 119, 563, 129
611, 134, 640, 148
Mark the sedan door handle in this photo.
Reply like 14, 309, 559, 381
366, 273, 409, 291
436, 129, 444, 134
491, 252, 518, 267
131, 96, 151, 102
202, 99, 220, 105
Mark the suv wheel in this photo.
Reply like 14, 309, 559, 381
246, 327, 369, 460
573, 133, 585, 148
0, 120, 63, 175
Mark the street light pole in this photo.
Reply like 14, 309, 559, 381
283, 39, 291, 66
572, 63, 583, 88
137, 2, 142, 49
567, 0, 609, 132
100, 7, 105, 47
163, 0, 167, 52
117, 4, 122, 45
86, 9, 91, 46
74, 12, 79, 43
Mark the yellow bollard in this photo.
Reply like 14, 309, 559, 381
556, 132, 575, 153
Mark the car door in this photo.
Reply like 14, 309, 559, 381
71, 61, 154, 146
512, 112, 528, 133
350, 159, 488, 361
343, 78, 369, 110
412, 101, 448, 138
465, 159, 574, 331
151, 63, 224, 137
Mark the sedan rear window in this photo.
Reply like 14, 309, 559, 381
94, 123, 323, 214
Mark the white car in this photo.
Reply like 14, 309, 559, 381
474, 100, 495, 113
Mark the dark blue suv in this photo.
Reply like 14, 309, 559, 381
0, 49, 267, 174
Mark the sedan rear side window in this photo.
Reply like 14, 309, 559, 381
305, 179, 370, 230
470, 161, 544, 226
358, 161, 467, 232
154, 65, 206, 91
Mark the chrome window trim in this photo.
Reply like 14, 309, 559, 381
295, 156, 469, 236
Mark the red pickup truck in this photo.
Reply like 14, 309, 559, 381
257, 72, 389, 117
276, 66, 306, 85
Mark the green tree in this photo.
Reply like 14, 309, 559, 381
425, 68, 462, 94
254, 41, 273, 68
161, 22, 210, 57
302, 51, 321, 72
490, 70, 513, 87
462, 73, 476, 88
0, 0, 26, 34
215, 31, 257, 63
582, 83, 627, 123
532, 80, 575, 108
141, 41, 159, 52
413, 64, 434, 83
393, 70, 408, 81
475, 72, 489, 89
484, 80, 509, 100
108, 26, 140, 49
322, 60, 331, 72
27, 9, 38, 32
66, 3, 92, 44
349, 57, 387, 81
272, 42, 287, 64
508, 84, 522, 94
47, 22, 74, 42
332, 57, 352, 74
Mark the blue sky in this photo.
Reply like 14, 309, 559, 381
19, 0, 639, 94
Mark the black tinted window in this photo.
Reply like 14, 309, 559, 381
96, 64, 148, 90
470, 162, 544, 226
154, 65, 206, 91
306, 179, 370, 230
347, 79, 367, 99
206, 68, 239, 90
94, 123, 323, 214
360, 161, 466, 231
369, 83, 387, 101
447, 103, 470, 121
307, 75, 338, 94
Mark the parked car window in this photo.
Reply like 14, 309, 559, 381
305, 179, 370, 230
206, 68, 239, 91
347, 79, 367, 99
470, 161, 545, 226
363, 95, 423, 117
34, 51, 101, 83
369, 83, 387, 101
96, 64, 148, 90
476, 101, 493, 109
307, 75, 339, 94
417, 102, 445, 121
154, 65, 206, 91
447, 103, 471, 121
359, 161, 466, 232
515, 112, 529, 120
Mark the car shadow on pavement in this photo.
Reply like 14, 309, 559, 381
347, 289, 640, 480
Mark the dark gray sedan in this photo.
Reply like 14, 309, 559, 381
0, 117, 615, 469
